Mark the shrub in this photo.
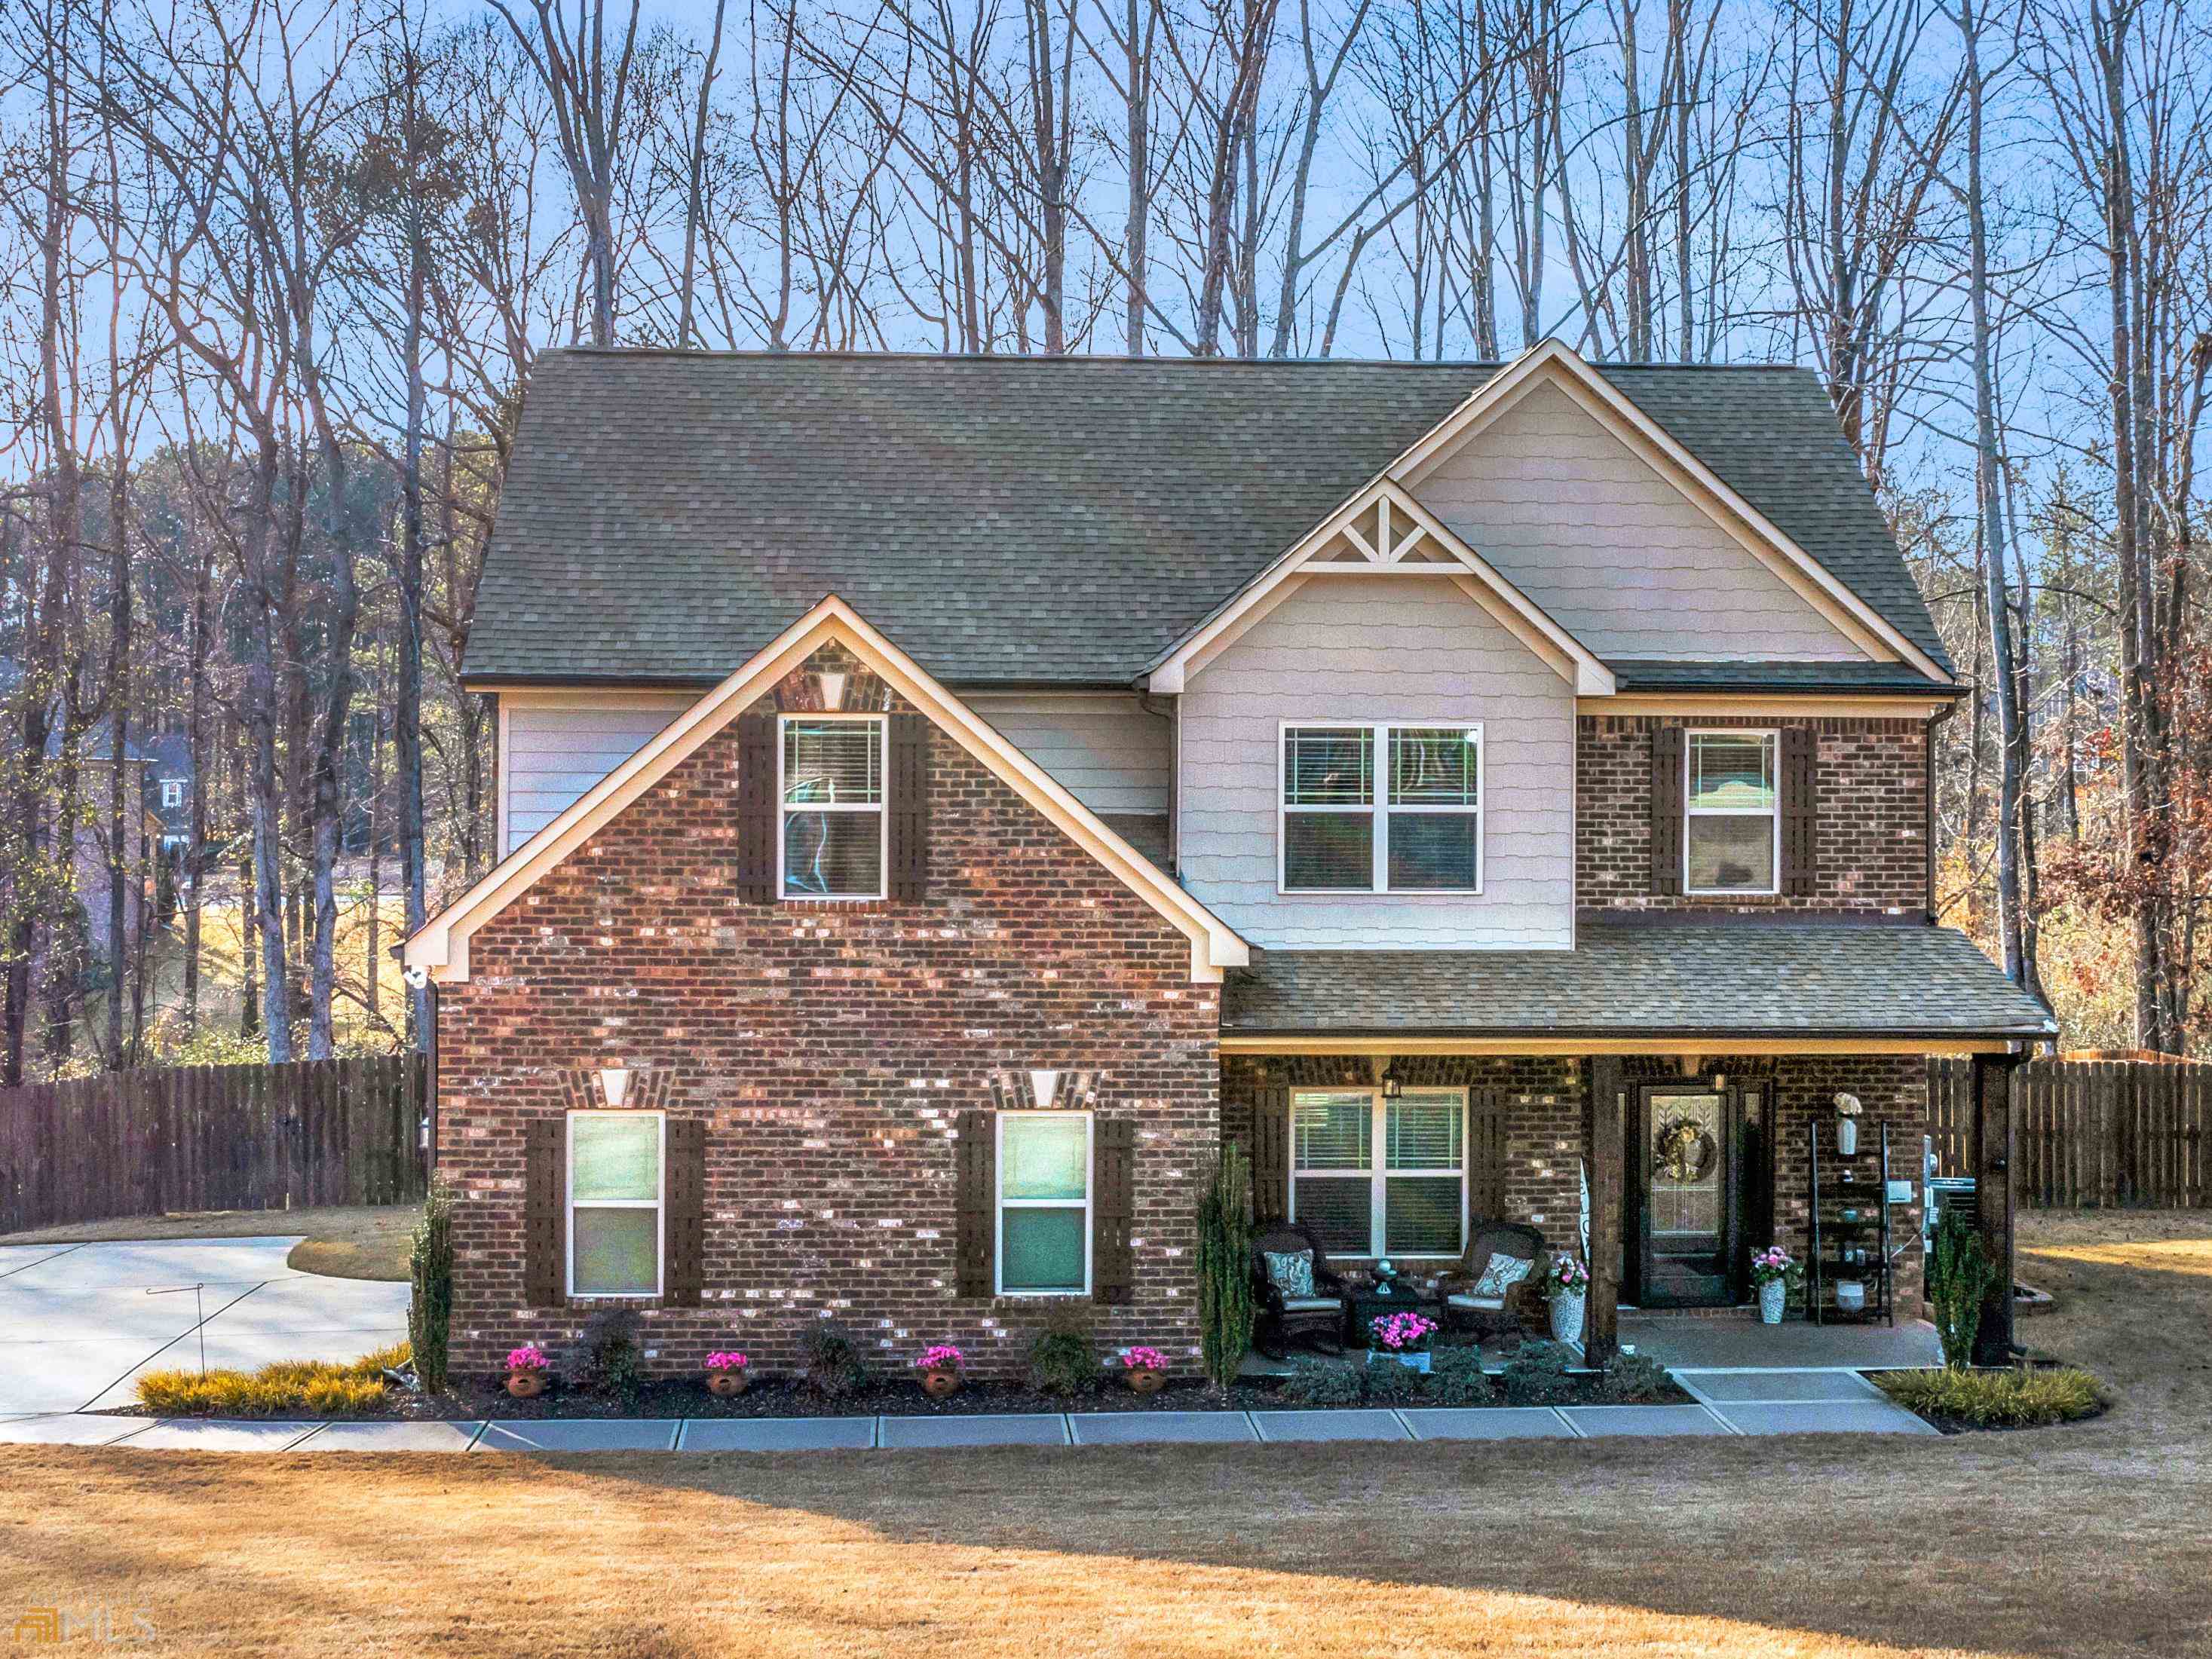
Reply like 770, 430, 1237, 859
1196, 1144, 1256, 1391
1500, 1339, 1576, 1406
1873, 1364, 2106, 1428
1028, 1306, 1096, 1397
136, 1343, 403, 1416
407, 1179, 455, 1394
1927, 1211, 2002, 1370
1278, 1357, 1362, 1406
1423, 1347, 1494, 1406
575, 1309, 645, 1405
801, 1322, 869, 1398
1595, 1352, 1672, 1403
1360, 1357, 1421, 1404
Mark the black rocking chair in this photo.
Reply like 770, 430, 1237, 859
1251, 1220, 1353, 1360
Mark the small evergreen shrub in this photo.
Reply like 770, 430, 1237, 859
1500, 1339, 1576, 1406
407, 1178, 454, 1393
1873, 1364, 2105, 1428
1028, 1306, 1097, 1397
1595, 1352, 1672, 1403
1196, 1145, 1256, 1391
1423, 1347, 1494, 1406
801, 1322, 869, 1398
1360, 1357, 1421, 1404
576, 1309, 645, 1406
136, 1343, 406, 1416
1279, 1356, 1363, 1406
1926, 1211, 2002, 1370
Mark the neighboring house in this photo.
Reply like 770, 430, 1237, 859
139, 731, 197, 856
406, 342, 2054, 1381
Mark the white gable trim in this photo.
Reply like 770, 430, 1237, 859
1391, 341, 1952, 684
1148, 479, 1615, 697
406, 595, 1248, 985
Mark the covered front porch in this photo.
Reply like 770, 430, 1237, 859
1219, 919, 2059, 1367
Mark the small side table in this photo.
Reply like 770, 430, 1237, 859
1345, 1289, 1442, 1351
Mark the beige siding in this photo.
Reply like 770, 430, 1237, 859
502, 695, 691, 854
1412, 381, 1869, 661
1178, 577, 1574, 950
963, 692, 1172, 816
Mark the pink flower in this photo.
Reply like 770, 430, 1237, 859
506, 1345, 548, 1373
914, 1344, 965, 1372
1123, 1346, 1167, 1371
705, 1351, 749, 1371
1370, 1312, 1436, 1352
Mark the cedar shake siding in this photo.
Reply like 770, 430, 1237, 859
1577, 713, 1930, 914
439, 644, 1219, 1382
1223, 1051, 1929, 1311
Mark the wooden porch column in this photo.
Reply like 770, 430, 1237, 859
1970, 1050, 2023, 1366
1585, 1054, 1625, 1367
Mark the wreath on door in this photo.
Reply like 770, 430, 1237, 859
1653, 1116, 1717, 1183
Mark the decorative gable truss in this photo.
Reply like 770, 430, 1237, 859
1147, 477, 1617, 696
405, 595, 1250, 986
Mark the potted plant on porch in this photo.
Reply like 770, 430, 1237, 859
1120, 1346, 1169, 1395
504, 1345, 550, 1399
1834, 1092, 1863, 1156
914, 1344, 966, 1399
1546, 1256, 1590, 1344
705, 1351, 750, 1397
1368, 1311, 1437, 1373
1749, 1245, 1801, 1324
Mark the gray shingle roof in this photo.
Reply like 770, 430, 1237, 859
1222, 922, 2055, 1039
464, 351, 1951, 688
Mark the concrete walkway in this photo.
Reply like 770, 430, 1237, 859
0, 1236, 410, 1416
0, 1367, 1935, 1451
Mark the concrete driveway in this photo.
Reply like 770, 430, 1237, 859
0, 1237, 409, 1415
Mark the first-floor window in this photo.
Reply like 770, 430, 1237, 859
997, 1111, 1092, 1294
568, 1110, 663, 1296
1291, 1088, 1465, 1257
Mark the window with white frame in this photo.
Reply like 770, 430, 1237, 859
997, 1111, 1091, 1295
159, 779, 184, 810
1279, 724, 1481, 892
1684, 730, 1778, 894
568, 1111, 663, 1297
1290, 1088, 1465, 1257
780, 715, 885, 898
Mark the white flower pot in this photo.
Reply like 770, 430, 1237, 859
1758, 1280, 1787, 1325
1549, 1288, 1586, 1345
1366, 1350, 1431, 1373
1835, 1116, 1859, 1156
1835, 1281, 1867, 1314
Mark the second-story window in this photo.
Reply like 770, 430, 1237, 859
780, 715, 885, 898
1280, 723, 1481, 893
1685, 730, 1778, 894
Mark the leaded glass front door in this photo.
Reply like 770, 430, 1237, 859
1632, 1088, 1742, 1308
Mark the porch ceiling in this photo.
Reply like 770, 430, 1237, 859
1221, 919, 2056, 1051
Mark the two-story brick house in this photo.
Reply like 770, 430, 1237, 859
405, 341, 2053, 1379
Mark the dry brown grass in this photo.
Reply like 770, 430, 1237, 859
0, 1204, 414, 1283
0, 1211, 2207, 1659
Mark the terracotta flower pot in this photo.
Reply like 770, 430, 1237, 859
708, 1371, 749, 1398
506, 1370, 545, 1400
921, 1367, 961, 1399
1127, 1367, 1166, 1397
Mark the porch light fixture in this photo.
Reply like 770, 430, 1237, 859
1380, 1061, 1403, 1100
596, 1067, 635, 1110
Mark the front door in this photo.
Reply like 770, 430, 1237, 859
1629, 1086, 1743, 1309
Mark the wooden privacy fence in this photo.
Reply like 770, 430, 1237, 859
0, 1054, 427, 1236
1928, 1058, 2210, 1208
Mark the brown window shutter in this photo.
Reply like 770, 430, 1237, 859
1468, 1088, 1508, 1223
663, 1116, 707, 1305
1649, 725, 1685, 895
736, 713, 777, 903
888, 712, 930, 902
954, 1108, 995, 1296
1092, 1119, 1135, 1304
1781, 725, 1818, 895
1250, 1087, 1291, 1223
523, 1115, 568, 1308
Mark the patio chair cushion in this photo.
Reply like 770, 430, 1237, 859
1279, 1296, 1341, 1312
1447, 1293, 1506, 1312
1469, 1254, 1536, 1299
1263, 1250, 1316, 1298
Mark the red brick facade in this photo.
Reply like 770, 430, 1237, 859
439, 645, 1218, 1381
1577, 714, 1930, 914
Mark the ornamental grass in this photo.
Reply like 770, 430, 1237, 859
136, 1342, 409, 1417
1872, 1363, 2106, 1428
